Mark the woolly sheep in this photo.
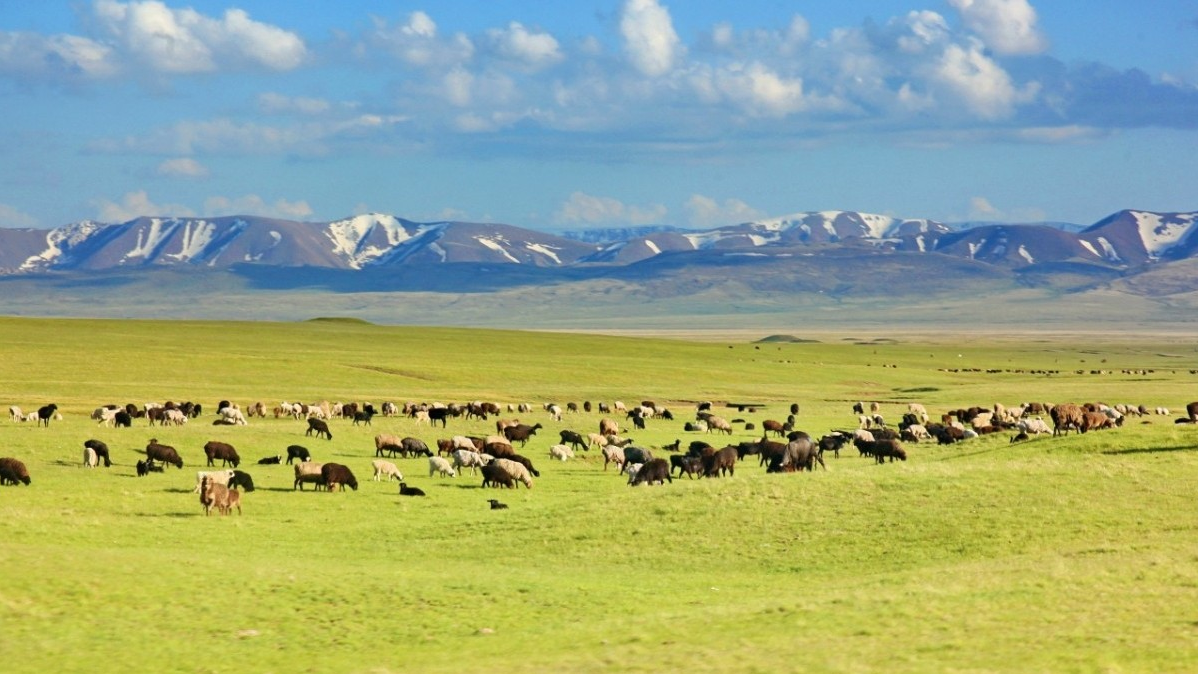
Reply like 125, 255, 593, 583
293, 461, 325, 490
83, 447, 98, 468
452, 449, 487, 475
194, 469, 235, 493
493, 458, 534, 489
548, 444, 574, 461
371, 459, 404, 482
429, 456, 457, 478
601, 444, 625, 471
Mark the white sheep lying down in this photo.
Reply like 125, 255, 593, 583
429, 456, 457, 478
194, 469, 235, 493
371, 459, 403, 482
548, 444, 574, 461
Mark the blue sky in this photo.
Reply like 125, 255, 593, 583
0, 0, 1195, 231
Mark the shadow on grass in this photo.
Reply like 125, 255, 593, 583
139, 511, 202, 518
1103, 445, 1198, 455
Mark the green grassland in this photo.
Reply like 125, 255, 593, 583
2, 316, 1198, 673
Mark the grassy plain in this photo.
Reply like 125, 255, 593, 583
1, 316, 1197, 673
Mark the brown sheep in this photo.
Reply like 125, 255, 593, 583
0, 457, 31, 485
1050, 404, 1085, 436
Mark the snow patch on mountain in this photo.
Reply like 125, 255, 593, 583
525, 243, 561, 264
19, 220, 107, 270
1134, 211, 1197, 258
165, 220, 215, 262
644, 239, 661, 255
476, 236, 520, 263
1017, 245, 1034, 264
325, 213, 418, 268
1095, 236, 1121, 262
124, 219, 181, 262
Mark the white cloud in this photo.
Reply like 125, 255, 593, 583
933, 41, 1037, 119
895, 11, 950, 54
966, 196, 1046, 222
0, 31, 118, 82
365, 11, 473, 68
620, 0, 682, 77
685, 195, 764, 227
443, 67, 474, 106
555, 191, 667, 225
948, 0, 1047, 55
203, 194, 313, 219
94, 190, 195, 222
486, 22, 562, 70
155, 157, 209, 178
0, 203, 39, 228
92, 0, 306, 74
969, 196, 1000, 218
257, 92, 334, 116
716, 62, 806, 117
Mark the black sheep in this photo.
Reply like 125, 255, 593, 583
145, 440, 184, 469
228, 470, 256, 491
84, 439, 113, 467
258, 455, 282, 465
488, 498, 508, 510
285, 445, 311, 464
36, 403, 57, 427
398, 482, 425, 497
321, 463, 357, 491
306, 418, 333, 440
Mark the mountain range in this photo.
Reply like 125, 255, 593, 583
2, 208, 1195, 275
0, 208, 1195, 328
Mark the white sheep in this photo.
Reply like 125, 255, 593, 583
451, 435, 477, 452
548, 444, 574, 462
194, 469, 235, 493
547, 404, 562, 421
8, 405, 21, 421
429, 456, 457, 478
219, 407, 246, 425
853, 429, 875, 443
452, 449, 487, 475
83, 447, 98, 468
494, 458, 534, 489
1018, 417, 1051, 435
293, 461, 325, 490
905, 424, 931, 440
601, 444, 625, 471
371, 459, 403, 482
587, 432, 607, 449
622, 462, 644, 483
413, 410, 431, 425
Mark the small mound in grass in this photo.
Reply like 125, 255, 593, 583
756, 334, 820, 344
306, 317, 374, 325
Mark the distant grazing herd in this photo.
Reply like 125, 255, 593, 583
4, 398, 1198, 515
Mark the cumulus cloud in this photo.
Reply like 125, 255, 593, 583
155, 157, 209, 179
0, 203, 40, 228
486, 22, 562, 70
620, 0, 682, 77
684, 195, 764, 227
715, 62, 806, 117
555, 192, 667, 226
948, 0, 1047, 55
363, 11, 473, 68
933, 41, 1038, 118
0, 32, 118, 83
203, 194, 313, 219
94, 190, 195, 222
91, 0, 306, 74
966, 196, 1046, 222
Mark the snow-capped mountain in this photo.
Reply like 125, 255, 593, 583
0, 208, 1193, 276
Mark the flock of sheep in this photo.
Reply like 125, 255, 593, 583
4, 396, 1195, 516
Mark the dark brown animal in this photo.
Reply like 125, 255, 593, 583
481, 462, 515, 489
1080, 411, 1116, 433
305, 418, 333, 440
502, 423, 543, 447
761, 419, 786, 437
630, 458, 672, 486
145, 440, 184, 468
0, 457, 31, 485
203, 440, 240, 468
84, 439, 113, 467
1050, 403, 1085, 436
321, 463, 358, 491
702, 446, 737, 478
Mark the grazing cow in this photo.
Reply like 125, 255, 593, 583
203, 441, 240, 468
306, 418, 333, 440
37, 404, 58, 427
83, 439, 112, 467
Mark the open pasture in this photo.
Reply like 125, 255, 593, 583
2, 317, 1198, 673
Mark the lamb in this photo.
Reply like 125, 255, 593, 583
194, 469, 235, 493
83, 439, 112, 467
371, 459, 404, 482
321, 463, 358, 492
293, 461, 325, 490
428, 456, 457, 478
452, 449, 487, 475
587, 432, 608, 449
488, 498, 508, 510
83, 446, 98, 468
548, 444, 574, 461
0, 457, 31, 485
398, 482, 426, 497
493, 458, 534, 489
257, 455, 282, 465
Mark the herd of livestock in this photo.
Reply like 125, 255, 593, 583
3, 397, 1197, 515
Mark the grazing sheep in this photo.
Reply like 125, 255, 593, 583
374, 433, 405, 457
599, 418, 619, 437
630, 458, 672, 486
321, 463, 358, 492
0, 457, 31, 485
398, 482, 426, 497
502, 423, 543, 447
194, 469, 235, 493
548, 444, 574, 461
493, 458, 534, 489
702, 446, 738, 477
622, 462, 643, 482
429, 456, 457, 478
452, 449, 487, 475
145, 440, 184, 469
587, 432, 607, 449
83, 446, 98, 468
293, 461, 325, 490
8, 405, 21, 422
481, 461, 515, 489
706, 416, 733, 435
203, 440, 240, 468
559, 430, 587, 450
601, 444, 625, 472
488, 498, 508, 510
201, 477, 242, 516
305, 418, 333, 440
285, 445, 312, 465
401, 437, 432, 457
36, 404, 58, 427
371, 459, 404, 482
83, 439, 112, 467
228, 470, 255, 492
